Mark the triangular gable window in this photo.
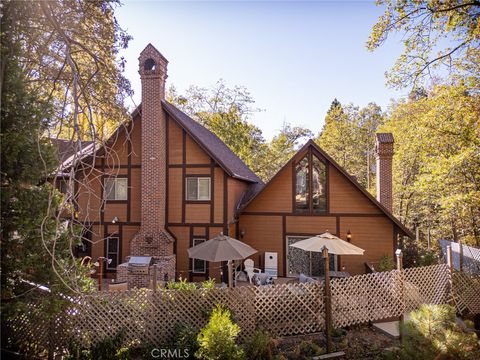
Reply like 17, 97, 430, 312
294, 147, 327, 214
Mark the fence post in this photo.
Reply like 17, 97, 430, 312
446, 245, 455, 306
395, 249, 404, 343
153, 264, 157, 293
458, 239, 463, 272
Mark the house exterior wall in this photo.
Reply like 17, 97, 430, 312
72, 116, 401, 281
239, 144, 397, 277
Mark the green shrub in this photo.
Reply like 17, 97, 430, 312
245, 330, 274, 360
175, 324, 199, 359
65, 332, 130, 360
167, 277, 197, 291
378, 254, 395, 272
400, 304, 480, 360
201, 278, 216, 289
196, 304, 245, 360
418, 250, 436, 266
296, 340, 324, 358
90, 332, 130, 360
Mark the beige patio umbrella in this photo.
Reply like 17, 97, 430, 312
289, 231, 365, 255
289, 231, 364, 354
187, 233, 257, 287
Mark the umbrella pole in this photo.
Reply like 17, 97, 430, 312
322, 247, 332, 353
227, 260, 233, 288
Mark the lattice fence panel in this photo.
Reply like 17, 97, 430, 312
404, 264, 451, 312
331, 270, 403, 328
452, 271, 480, 314
5, 299, 74, 356
254, 283, 324, 336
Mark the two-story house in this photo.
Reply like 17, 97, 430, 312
58, 44, 412, 286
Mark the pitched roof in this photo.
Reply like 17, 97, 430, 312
239, 139, 414, 238
161, 101, 263, 184
376, 133, 394, 143
50, 138, 95, 163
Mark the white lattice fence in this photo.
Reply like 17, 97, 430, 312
254, 282, 324, 336
404, 264, 451, 312
331, 270, 404, 328
452, 271, 480, 314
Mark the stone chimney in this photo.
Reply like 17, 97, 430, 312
375, 133, 394, 212
120, 44, 175, 286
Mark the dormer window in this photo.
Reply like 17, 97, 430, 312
294, 149, 327, 213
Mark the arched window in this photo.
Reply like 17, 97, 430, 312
144, 58, 156, 71
294, 148, 327, 213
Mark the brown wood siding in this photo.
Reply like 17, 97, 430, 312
130, 168, 141, 222
104, 203, 127, 224
329, 165, 381, 214
168, 226, 190, 279
77, 171, 102, 222
238, 215, 284, 276
168, 118, 183, 164
286, 216, 336, 235
214, 168, 224, 224
168, 168, 182, 223
121, 225, 140, 262
130, 118, 142, 165
185, 135, 210, 164
227, 178, 248, 223
186, 167, 211, 175
185, 204, 211, 223
339, 216, 393, 275
244, 165, 292, 213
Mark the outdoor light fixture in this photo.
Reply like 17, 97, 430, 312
111, 216, 119, 224
346, 230, 352, 242
240, 229, 246, 239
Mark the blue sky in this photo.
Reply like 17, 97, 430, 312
116, 1, 408, 140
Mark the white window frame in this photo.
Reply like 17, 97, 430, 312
106, 236, 119, 270
192, 238, 207, 274
286, 235, 337, 277
104, 177, 128, 201
185, 177, 211, 201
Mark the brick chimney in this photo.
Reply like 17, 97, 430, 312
375, 133, 394, 212
121, 44, 175, 286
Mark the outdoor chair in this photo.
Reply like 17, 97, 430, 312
244, 258, 262, 284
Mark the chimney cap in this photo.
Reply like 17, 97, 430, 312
139, 43, 168, 64
375, 133, 394, 144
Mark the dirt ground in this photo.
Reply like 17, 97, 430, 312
272, 325, 399, 359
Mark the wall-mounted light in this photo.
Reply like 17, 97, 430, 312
111, 216, 119, 224
240, 229, 246, 239
346, 230, 352, 242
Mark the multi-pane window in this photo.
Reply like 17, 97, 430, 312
104, 178, 128, 201
186, 177, 211, 201
295, 157, 309, 212
192, 238, 206, 273
106, 236, 119, 270
312, 156, 327, 213
294, 150, 327, 213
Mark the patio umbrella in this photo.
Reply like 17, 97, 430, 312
289, 231, 364, 354
289, 231, 365, 255
187, 233, 257, 287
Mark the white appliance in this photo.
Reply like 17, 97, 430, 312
264, 252, 278, 279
